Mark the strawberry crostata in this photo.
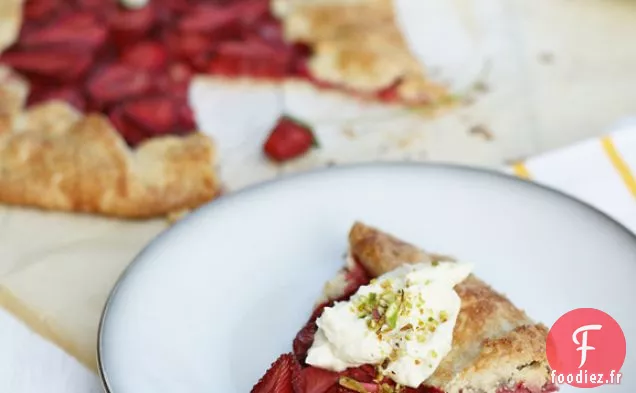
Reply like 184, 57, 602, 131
0, 0, 454, 156
251, 223, 557, 393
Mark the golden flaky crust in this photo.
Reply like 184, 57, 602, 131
0, 67, 219, 219
272, 0, 449, 104
347, 222, 552, 393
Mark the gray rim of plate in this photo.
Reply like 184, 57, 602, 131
96, 162, 636, 393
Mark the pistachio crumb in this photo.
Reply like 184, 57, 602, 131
380, 383, 393, 393
381, 357, 391, 369
338, 376, 370, 393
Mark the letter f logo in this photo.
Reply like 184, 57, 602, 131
572, 324, 602, 368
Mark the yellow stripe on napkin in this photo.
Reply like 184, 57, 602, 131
512, 162, 532, 180
601, 136, 636, 199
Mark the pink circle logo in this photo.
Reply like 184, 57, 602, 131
546, 308, 626, 388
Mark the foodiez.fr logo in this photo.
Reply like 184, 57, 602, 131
546, 308, 626, 388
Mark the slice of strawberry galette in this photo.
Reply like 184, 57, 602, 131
252, 223, 557, 393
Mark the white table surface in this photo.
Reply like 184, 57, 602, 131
1, 0, 636, 392
0, 310, 101, 393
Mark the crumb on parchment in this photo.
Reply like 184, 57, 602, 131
469, 125, 494, 141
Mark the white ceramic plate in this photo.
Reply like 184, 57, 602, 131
98, 164, 636, 393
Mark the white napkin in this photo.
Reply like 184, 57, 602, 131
504, 120, 636, 234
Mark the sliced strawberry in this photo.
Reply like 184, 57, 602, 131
208, 40, 291, 78
292, 367, 305, 393
376, 83, 401, 103
177, 5, 241, 34
166, 31, 211, 62
177, 103, 196, 131
155, 62, 192, 98
251, 353, 296, 393
255, 17, 285, 45
122, 97, 178, 136
74, 0, 115, 11
342, 365, 376, 384
168, 62, 193, 86
24, 0, 63, 21
216, 40, 278, 57
301, 367, 340, 393
293, 320, 317, 364
0, 50, 92, 81
343, 261, 371, 299
121, 41, 168, 71
160, 0, 192, 14
291, 357, 304, 393
86, 64, 151, 104
28, 87, 86, 111
109, 107, 149, 146
263, 116, 318, 162
21, 12, 107, 50
405, 387, 444, 393
190, 53, 214, 72
232, 0, 270, 25
109, 5, 156, 43
289, 43, 312, 75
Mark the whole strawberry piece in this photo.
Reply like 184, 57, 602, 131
251, 353, 299, 393
264, 116, 318, 163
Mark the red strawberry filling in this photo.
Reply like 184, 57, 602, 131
1, 0, 405, 146
254, 257, 559, 393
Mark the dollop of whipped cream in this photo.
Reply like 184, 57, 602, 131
306, 261, 472, 388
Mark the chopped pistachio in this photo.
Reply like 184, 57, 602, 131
380, 383, 394, 393
339, 376, 369, 393
385, 302, 399, 329
381, 358, 391, 369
